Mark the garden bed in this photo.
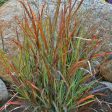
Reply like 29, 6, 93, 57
0, 0, 112, 112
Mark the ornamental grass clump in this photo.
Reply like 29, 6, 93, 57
0, 0, 110, 111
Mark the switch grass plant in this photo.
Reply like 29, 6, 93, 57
0, 0, 111, 111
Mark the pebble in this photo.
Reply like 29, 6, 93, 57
0, 79, 8, 102
100, 59, 112, 82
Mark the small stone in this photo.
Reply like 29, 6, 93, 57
100, 81, 112, 91
100, 60, 112, 82
0, 79, 8, 101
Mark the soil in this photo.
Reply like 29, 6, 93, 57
91, 89, 112, 112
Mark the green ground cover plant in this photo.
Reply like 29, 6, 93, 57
0, 0, 112, 111
0, 0, 8, 6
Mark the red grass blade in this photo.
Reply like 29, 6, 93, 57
77, 95, 94, 105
